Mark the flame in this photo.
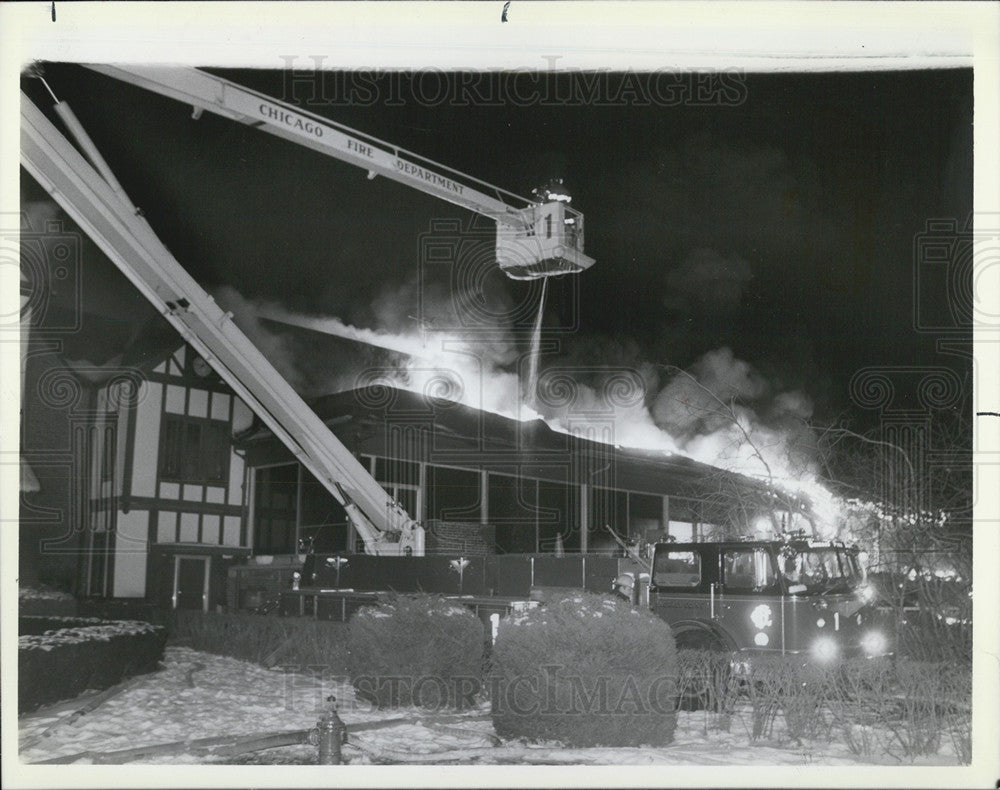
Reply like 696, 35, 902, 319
224, 289, 856, 541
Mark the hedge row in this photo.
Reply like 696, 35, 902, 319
489, 592, 678, 748
77, 597, 166, 625
18, 587, 76, 617
346, 595, 485, 709
19, 619, 167, 713
20, 616, 107, 636
169, 609, 351, 671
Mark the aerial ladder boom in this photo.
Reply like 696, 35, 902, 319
21, 90, 423, 555
83, 65, 595, 280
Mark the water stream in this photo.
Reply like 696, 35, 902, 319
524, 277, 549, 409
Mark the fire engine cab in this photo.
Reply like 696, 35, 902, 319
649, 538, 892, 662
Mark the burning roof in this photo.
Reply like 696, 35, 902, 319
238, 385, 801, 521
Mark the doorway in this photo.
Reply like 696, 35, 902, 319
172, 555, 210, 611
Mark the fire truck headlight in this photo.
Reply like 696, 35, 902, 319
811, 636, 839, 663
861, 630, 888, 657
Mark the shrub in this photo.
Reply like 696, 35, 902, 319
941, 663, 972, 763
827, 657, 896, 758
19, 619, 166, 713
885, 659, 947, 758
169, 610, 350, 671
663, 646, 969, 761
830, 657, 968, 762
675, 649, 740, 729
896, 609, 972, 664
346, 594, 485, 710
728, 653, 967, 761
489, 592, 677, 748
19, 586, 76, 616
78, 597, 164, 624
742, 655, 836, 743
20, 616, 106, 636
872, 571, 972, 663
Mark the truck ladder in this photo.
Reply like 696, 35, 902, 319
81, 65, 595, 280
21, 91, 423, 555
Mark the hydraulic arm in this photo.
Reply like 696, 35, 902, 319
83, 65, 595, 280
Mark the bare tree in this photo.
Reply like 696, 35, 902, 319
656, 364, 818, 537
814, 406, 972, 662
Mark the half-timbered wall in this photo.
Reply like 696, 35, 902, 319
87, 344, 253, 599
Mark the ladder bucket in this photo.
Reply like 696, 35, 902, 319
496, 202, 596, 280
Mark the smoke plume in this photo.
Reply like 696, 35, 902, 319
663, 248, 753, 314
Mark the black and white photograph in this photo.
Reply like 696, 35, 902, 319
3, 3, 998, 788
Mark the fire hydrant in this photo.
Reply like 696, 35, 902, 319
316, 696, 347, 765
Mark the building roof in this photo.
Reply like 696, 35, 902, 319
239, 386, 790, 512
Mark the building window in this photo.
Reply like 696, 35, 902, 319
374, 455, 422, 522
425, 465, 481, 523
159, 414, 230, 484
299, 467, 349, 553
537, 479, 580, 552
488, 473, 538, 554
628, 492, 663, 543
375, 457, 420, 489
587, 487, 628, 550
253, 463, 298, 555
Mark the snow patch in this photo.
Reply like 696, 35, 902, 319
20, 620, 162, 651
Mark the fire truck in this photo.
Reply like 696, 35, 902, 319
649, 537, 893, 660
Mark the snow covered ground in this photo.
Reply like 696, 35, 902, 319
18, 646, 963, 767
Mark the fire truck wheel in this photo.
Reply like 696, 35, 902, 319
675, 628, 726, 652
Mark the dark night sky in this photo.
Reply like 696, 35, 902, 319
21, 64, 973, 430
